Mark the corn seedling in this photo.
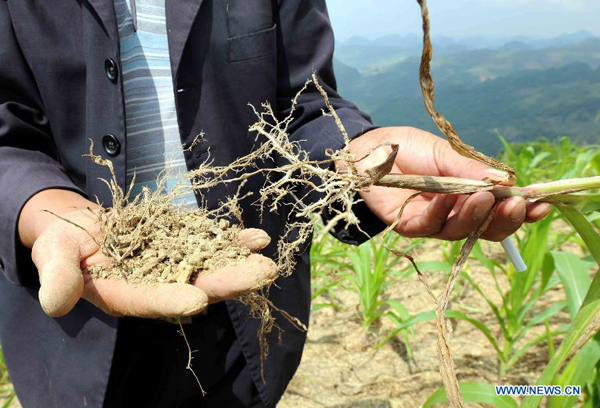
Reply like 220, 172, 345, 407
519, 206, 600, 408
309, 223, 351, 311
411, 152, 599, 406
0, 349, 14, 408
0, 349, 7, 387
547, 332, 600, 408
379, 242, 451, 350
343, 233, 403, 330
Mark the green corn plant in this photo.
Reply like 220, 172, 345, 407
343, 233, 404, 330
379, 241, 453, 346
0, 348, 7, 387
380, 216, 569, 367
1, 395, 15, 408
430, 211, 570, 377
309, 222, 352, 311
522, 206, 600, 408
423, 208, 598, 407
423, 137, 600, 406
503, 138, 600, 408
423, 382, 518, 407
552, 251, 595, 320
548, 332, 600, 408
497, 136, 600, 186
380, 242, 444, 356
385, 300, 418, 360
0, 348, 14, 408
453, 138, 600, 377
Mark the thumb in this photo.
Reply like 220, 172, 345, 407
32, 232, 84, 317
434, 139, 513, 184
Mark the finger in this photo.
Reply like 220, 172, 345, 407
235, 228, 271, 252
481, 197, 527, 241
82, 275, 208, 318
81, 250, 113, 270
395, 194, 458, 237
525, 202, 552, 223
432, 139, 513, 184
32, 233, 84, 317
194, 254, 277, 303
432, 192, 495, 241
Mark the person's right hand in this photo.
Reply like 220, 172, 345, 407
31, 208, 277, 318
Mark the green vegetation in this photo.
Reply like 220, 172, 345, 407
343, 234, 404, 330
0, 348, 14, 407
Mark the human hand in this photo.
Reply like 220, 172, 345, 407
348, 127, 552, 241
32, 209, 277, 318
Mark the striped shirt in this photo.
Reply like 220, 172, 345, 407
114, 0, 195, 206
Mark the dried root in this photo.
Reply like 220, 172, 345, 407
84, 143, 250, 286
79, 143, 287, 385
187, 76, 369, 278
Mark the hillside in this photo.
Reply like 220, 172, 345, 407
334, 38, 600, 155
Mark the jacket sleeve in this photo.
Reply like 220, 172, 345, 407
0, 3, 85, 286
274, 0, 386, 244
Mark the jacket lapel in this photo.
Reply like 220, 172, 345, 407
166, 0, 205, 81
85, 0, 120, 47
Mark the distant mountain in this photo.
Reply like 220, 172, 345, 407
498, 40, 534, 51
333, 59, 361, 85
334, 40, 600, 155
551, 30, 598, 47
335, 31, 600, 73
343, 35, 372, 46
460, 30, 598, 50
335, 34, 467, 72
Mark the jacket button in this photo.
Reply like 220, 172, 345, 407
105, 58, 118, 83
102, 134, 121, 157
0, 258, 4, 271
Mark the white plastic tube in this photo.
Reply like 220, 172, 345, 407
501, 237, 527, 272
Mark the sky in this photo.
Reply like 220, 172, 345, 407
326, 0, 600, 42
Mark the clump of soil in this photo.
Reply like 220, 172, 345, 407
88, 208, 250, 285
84, 145, 251, 285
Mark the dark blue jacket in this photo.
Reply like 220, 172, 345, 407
0, 0, 383, 406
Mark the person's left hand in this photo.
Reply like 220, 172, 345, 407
348, 127, 552, 241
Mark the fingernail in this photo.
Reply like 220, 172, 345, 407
533, 203, 552, 219
486, 169, 510, 182
236, 229, 271, 252
509, 198, 526, 222
473, 195, 494, 220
